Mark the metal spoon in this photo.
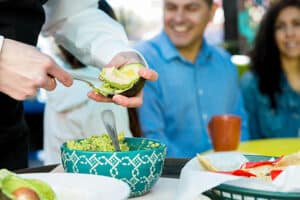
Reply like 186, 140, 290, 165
67, 70, 101, 93
67, 68, 145, 97
101, 109, 121, 151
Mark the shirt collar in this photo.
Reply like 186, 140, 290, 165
196, 38, 212, 65
153, 30, 212, 64
152, 31, 179, 61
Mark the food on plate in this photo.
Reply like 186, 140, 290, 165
66, 132, 130, 151
197, 155, 218, 171
274, 151, 300, 167
96, 63, 145, 97
0, 169, 56, 200
197, 151, 300, 181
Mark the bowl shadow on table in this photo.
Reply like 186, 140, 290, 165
60, 137, 167, 198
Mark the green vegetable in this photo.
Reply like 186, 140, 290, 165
0, 169, 56, 200
96, 63, 145, 97
0, 169, 15, 188
66, 133, 129, 152
146, 141, 160, 149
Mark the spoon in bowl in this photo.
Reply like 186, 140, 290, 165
101, 109, 121, 151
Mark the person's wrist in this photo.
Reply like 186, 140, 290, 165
125, 50, 149, 68
0, 35, 4, 54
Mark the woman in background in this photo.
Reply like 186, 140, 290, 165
241, 0, 300, 139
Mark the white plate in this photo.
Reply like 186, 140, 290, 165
20, 173, 130, 200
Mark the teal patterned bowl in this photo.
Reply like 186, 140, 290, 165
60, 137, 167, 197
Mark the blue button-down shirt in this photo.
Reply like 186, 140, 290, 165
135, 31, 249, 157
241, 71, 300, 139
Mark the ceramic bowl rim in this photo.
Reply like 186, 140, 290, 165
61, 137, 167, 155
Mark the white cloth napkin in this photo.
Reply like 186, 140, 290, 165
273, 166, 300, 192
176, 170, 239, 200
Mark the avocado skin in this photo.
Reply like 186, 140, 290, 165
100, 63, 146, 98
0, 190, 11, 200
120, 78, 145, 97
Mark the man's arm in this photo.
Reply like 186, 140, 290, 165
41, 0, 157, 107
42, 0, 144, 68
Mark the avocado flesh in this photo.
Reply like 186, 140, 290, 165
98, 63, 145, 97
0, 169, 15, 188
0, 172, 56, 200
26, 179, 56, 200
0, 169, 15, 199
2, 176, 36, 199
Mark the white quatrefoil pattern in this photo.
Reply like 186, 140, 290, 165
61, 139, 166, 197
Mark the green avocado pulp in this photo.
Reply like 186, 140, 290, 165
97, 63, 145, 97
66, 133, 129, 152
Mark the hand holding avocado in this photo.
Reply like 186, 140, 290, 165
88, 51, 158, 108
97, 63, 145, 97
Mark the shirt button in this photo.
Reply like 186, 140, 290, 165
202, 114, 208, 120
198, 89, 203, 96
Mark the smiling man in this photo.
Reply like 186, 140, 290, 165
135, 0, 249, 157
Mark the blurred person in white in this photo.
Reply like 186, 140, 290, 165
0, 0, 157, 170
43, 0, 133, 165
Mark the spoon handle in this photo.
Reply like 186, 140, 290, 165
105, 124, 121, 152
101, 110, 121, 151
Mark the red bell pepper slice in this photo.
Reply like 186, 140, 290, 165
213, 156, 284, 179
216, 169, 257, 178
270, 169, 283, 180
242, 156, 283, 169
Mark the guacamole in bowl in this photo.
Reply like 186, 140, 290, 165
66, 133, 129, 152
61, 136, 167, 197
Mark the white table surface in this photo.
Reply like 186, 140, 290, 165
51, 166, 178, 199
131, 177, 178, 200
51, 165, 210, 200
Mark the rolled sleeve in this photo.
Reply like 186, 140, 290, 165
42, 0, 139, 68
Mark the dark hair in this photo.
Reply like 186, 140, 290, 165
250, 0, 300, 109
59, 0, 117, 69
98, 0, 117, 20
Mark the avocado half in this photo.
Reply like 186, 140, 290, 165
0, 169, 56, 200
97, 63, 145, 97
